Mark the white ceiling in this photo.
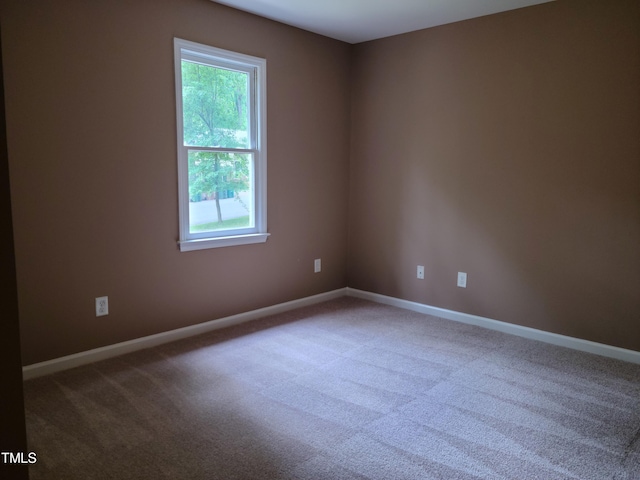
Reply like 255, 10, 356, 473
212, 0, 555, 44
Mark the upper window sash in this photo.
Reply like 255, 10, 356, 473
181, 55, 258, 150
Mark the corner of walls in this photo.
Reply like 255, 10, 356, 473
346, 0, 640, 352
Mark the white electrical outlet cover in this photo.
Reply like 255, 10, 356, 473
96, 296, 109, 316
457, 272, 467, 288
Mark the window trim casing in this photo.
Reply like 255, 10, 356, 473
174, 38, 268, 252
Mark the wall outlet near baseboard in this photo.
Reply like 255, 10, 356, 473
314, 258, 321, 273
457, 272, 467, 288
96, 296, 109, 316
417, 265, 424, 279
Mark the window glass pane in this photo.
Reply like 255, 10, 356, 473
188, 151, 253, 233
181, 60, 250, 149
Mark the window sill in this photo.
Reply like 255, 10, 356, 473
178, 233, 270, 252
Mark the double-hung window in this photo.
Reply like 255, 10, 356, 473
174, 38, 267, 251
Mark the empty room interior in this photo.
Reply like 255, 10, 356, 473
1, 0, 639, 478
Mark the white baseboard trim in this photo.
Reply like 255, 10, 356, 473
22, 288, 348, 380
23, 286, 639, 379
346, 288, 640, 365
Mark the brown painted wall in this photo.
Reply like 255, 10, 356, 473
2, 0, 639, 365
349, 0, 640, 351
1, 0, 351, 364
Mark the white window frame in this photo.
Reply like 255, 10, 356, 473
174, 38, 268, 251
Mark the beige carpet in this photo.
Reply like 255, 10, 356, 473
23, 297, 640, 479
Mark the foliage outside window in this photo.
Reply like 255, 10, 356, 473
174, 39, 267, 251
